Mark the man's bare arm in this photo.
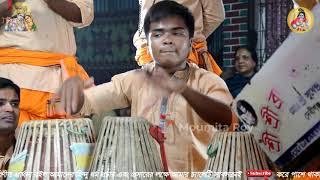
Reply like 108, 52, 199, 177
45, 0, 82, 23
0, 0, 10, 25
181, 86, 232, 126
147, 67, 233, 126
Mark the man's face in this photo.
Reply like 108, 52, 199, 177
147, 16, 191, 70
234, 48, 256, 76
25, 15, 32, 23
0, 88, 19, 133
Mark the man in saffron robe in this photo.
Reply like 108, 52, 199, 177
56, 1, 238, 177
0, 0, 93, 125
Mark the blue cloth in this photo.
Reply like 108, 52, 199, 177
225, 74, 253, 98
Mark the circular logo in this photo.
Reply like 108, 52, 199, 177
287, 7, 314, 33
236, 100, 257, 127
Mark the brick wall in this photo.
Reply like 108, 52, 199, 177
222, 0, 250, 68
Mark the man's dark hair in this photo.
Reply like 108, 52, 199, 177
143, 0, 195, 38
0, 77, 20, 100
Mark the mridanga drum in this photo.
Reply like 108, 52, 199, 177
89, 117, 164, 179
204, 132, 269, 180
8, 118, 96, 179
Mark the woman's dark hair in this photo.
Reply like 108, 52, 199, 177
143, 0, 195, 38
0, 77, 20, 100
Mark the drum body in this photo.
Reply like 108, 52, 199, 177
205, 132, 269, 180
8, 118, 96, 179
89, 117, 164, 179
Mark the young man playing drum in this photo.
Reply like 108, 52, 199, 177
57, 0, 236, 175
0, 78, 20, 175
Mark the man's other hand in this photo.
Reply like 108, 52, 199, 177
0, 0, 12, 22
55, 76, 94, 115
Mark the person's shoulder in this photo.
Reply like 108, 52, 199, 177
225, 73, 243, 81
112, 62, 155, 83
112, 69, 140, 79
111, 68, 148, 86
225, 74, 237, 82
189, 63, 225, 83
189, 63, 233, 101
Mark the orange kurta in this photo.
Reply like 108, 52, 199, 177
79, 62, 235, 176
0, 48, 90, 125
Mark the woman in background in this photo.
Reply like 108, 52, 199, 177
225, 46, 258, 98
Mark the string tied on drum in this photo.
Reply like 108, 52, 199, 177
66, 126, 88, 135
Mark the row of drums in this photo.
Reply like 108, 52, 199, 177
8, 117, 270, 179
